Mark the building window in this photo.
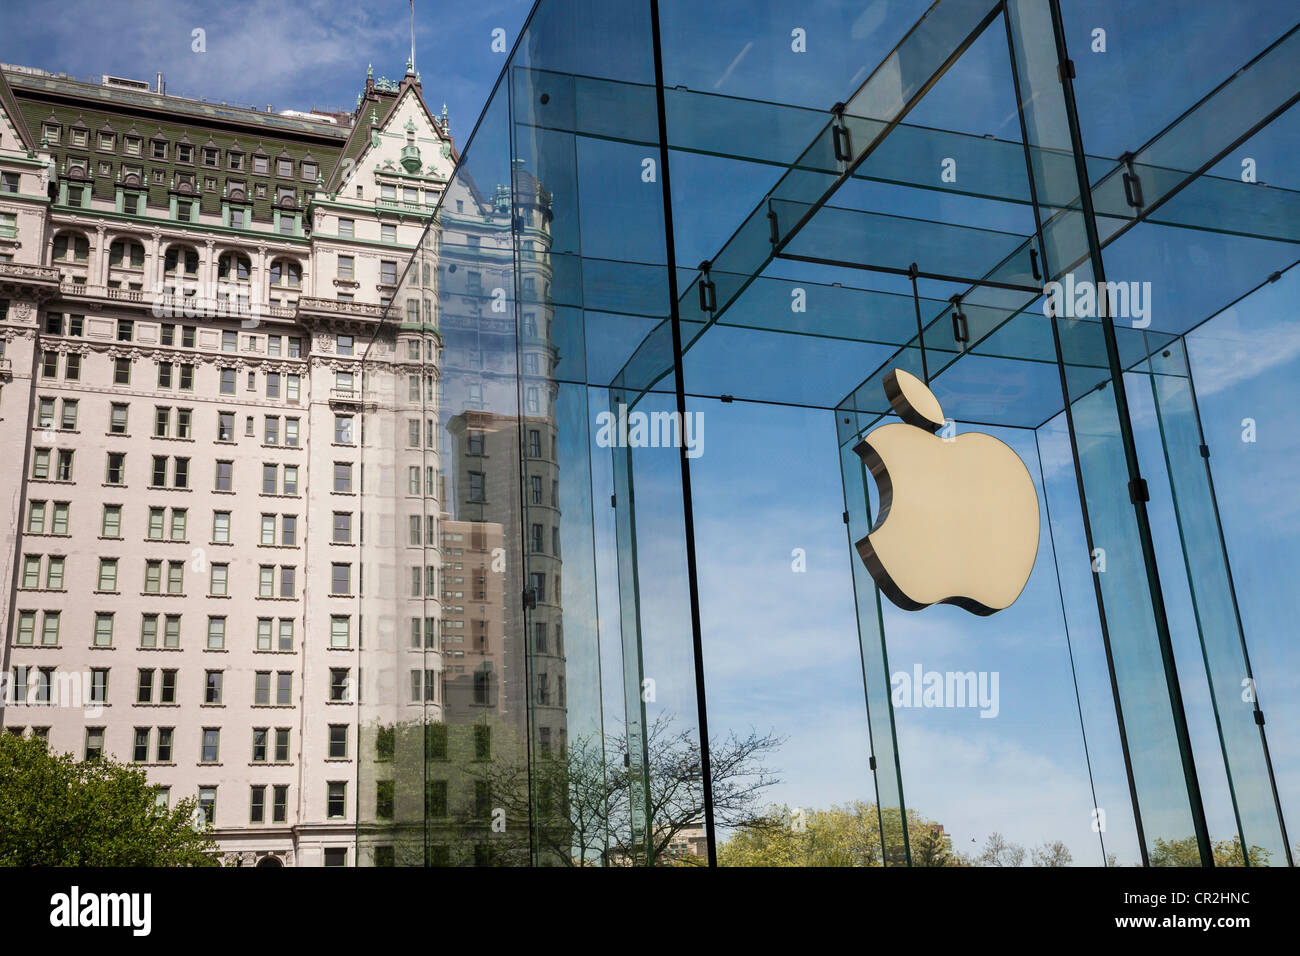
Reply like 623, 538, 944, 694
329, 669, 349, 702
328, 724, 348, 759
201, 728, 220, 761
330, 616, 350, 648
331, 563, 351, 596
333, 462, 352, 492
198, 787, 216, 825
327, 782, 346, 819
97, 558, 118, 593
105, 452, 126, 485
93, 614, 114, 647
85, 727, 105, 761
204, 672, 223, 705
338, 218, 354, 238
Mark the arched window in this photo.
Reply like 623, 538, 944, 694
218, 251, 252, 281
163, 245, 200, 276
108, 239, 145, 269
269, 258, 301, 288
52, 232, 89, 262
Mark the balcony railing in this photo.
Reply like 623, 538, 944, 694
0, 261, 63, 289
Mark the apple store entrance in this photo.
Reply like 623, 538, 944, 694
357, 0, 1299, 867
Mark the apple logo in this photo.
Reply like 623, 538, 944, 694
853, 368, 1039, 616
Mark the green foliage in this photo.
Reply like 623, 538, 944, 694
1149, 834, 1271, 867
0, 734, 217, 867
719, 801, 962, 867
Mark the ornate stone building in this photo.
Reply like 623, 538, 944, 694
0, 60, 453, 866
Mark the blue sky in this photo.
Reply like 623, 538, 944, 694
0, 0, 536, 150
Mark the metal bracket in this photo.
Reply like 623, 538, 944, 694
830, 101, 852, 162
698, 259, 716, 313
1129, 477, 1150, 504
951, 295, 969, 345
523, 588, 537, 611
1057, 58, 1076, 82
1119, 151, 1144, 209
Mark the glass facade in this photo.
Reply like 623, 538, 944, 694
354, 0, 1299, 865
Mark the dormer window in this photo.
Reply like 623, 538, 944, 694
277, 158, 293, 178
123, 136, 141, 156
253, 154, 268, 175
177, 144, 193, 164
151, 139, 169, 160
42, 123, 60, 145
70, 128, 88, 148
98, 132, 115, 151
203, 147, 220, 167
302, 161, 317, 181
228, 151, 244, 171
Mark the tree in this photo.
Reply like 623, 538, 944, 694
978, 831, 1026, 867
718, 801, 963, 867
1031, 840, 1073, 867
0, 734, 217, 866
364, 712, 783, 866
1149, 835, 1271, 867
605, 713, 784, 866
